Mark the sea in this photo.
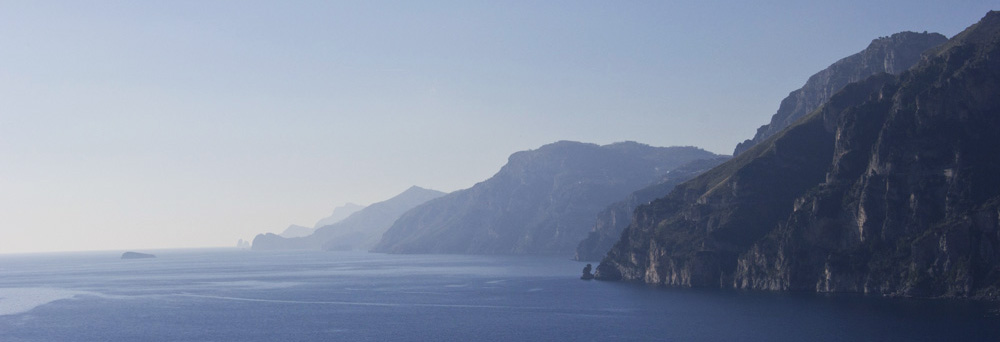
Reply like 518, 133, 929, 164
0, 249, 998, 341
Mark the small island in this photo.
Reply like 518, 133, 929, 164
121, 251, 156, 259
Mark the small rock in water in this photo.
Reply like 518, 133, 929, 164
121, 251, 156, 259
581, 263, 594, 280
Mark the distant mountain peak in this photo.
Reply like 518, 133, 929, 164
312, 202, 366, 229
253, 186, 445, 252
373, 141, 720, 255
603, 141, 647, 148
867, 31, 947, 46
403, 185, 437, 193
279, 224, 313, 238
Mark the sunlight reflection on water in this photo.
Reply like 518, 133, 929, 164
0, 288, 88, 316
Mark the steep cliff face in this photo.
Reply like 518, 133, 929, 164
251, 186, 444, 251
372, 141, 719, 255
733, 31, 947, 156
597, 12, 1000, 299
595, 77, 883, 285
574, 157, 729, 261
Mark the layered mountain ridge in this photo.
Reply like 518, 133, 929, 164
252, 186, 444, 251
596, 12, 1000, 299
574, 157, 730, 261
279, 224, 313, 238
313, 203, 365, 229
372, 141, 719, 255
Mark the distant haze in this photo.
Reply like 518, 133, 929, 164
0, 2, 994, 254
312, 203, 365, 229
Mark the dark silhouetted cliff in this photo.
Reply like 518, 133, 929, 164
733, 31, 947, 155
598, 13, 1000, 299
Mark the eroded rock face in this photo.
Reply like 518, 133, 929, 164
373, 141, 719, 255
596, 89, 852, 286
733, 31, 947, 156
598, 12, 1000, 299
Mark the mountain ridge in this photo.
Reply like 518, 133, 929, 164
574, 156, 730, 261
313, 203, 366, 229
252, 186, 445, 251
733, 31, 947, 155
596, 12, 1000, 299
372, 141, 720, 255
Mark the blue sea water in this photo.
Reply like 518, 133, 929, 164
0, 249, 998, 341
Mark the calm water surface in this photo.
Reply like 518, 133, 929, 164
0, 249, 997, 341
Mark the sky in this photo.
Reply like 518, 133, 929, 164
0, 1, 996, 254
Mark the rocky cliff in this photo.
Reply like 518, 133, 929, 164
733, 31, 947, 155
597, 12, 1000, 299
251, 186, 444, 251
372, 141, 719, 255
574, 157, 729, 261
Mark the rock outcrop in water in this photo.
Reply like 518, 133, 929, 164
121, 252, 155, 259
596, 13, 1000, 299
574, 157, 730, 261
252, 186, 445, 251
373, 141, 719, 255
733, 31, 947, 156
581, 264, 594, 280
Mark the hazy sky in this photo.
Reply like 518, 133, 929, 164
1, 1, 995, 254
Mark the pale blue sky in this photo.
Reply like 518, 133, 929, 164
1, 1, 995, 253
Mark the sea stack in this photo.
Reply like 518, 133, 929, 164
581, 264, 594, 280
